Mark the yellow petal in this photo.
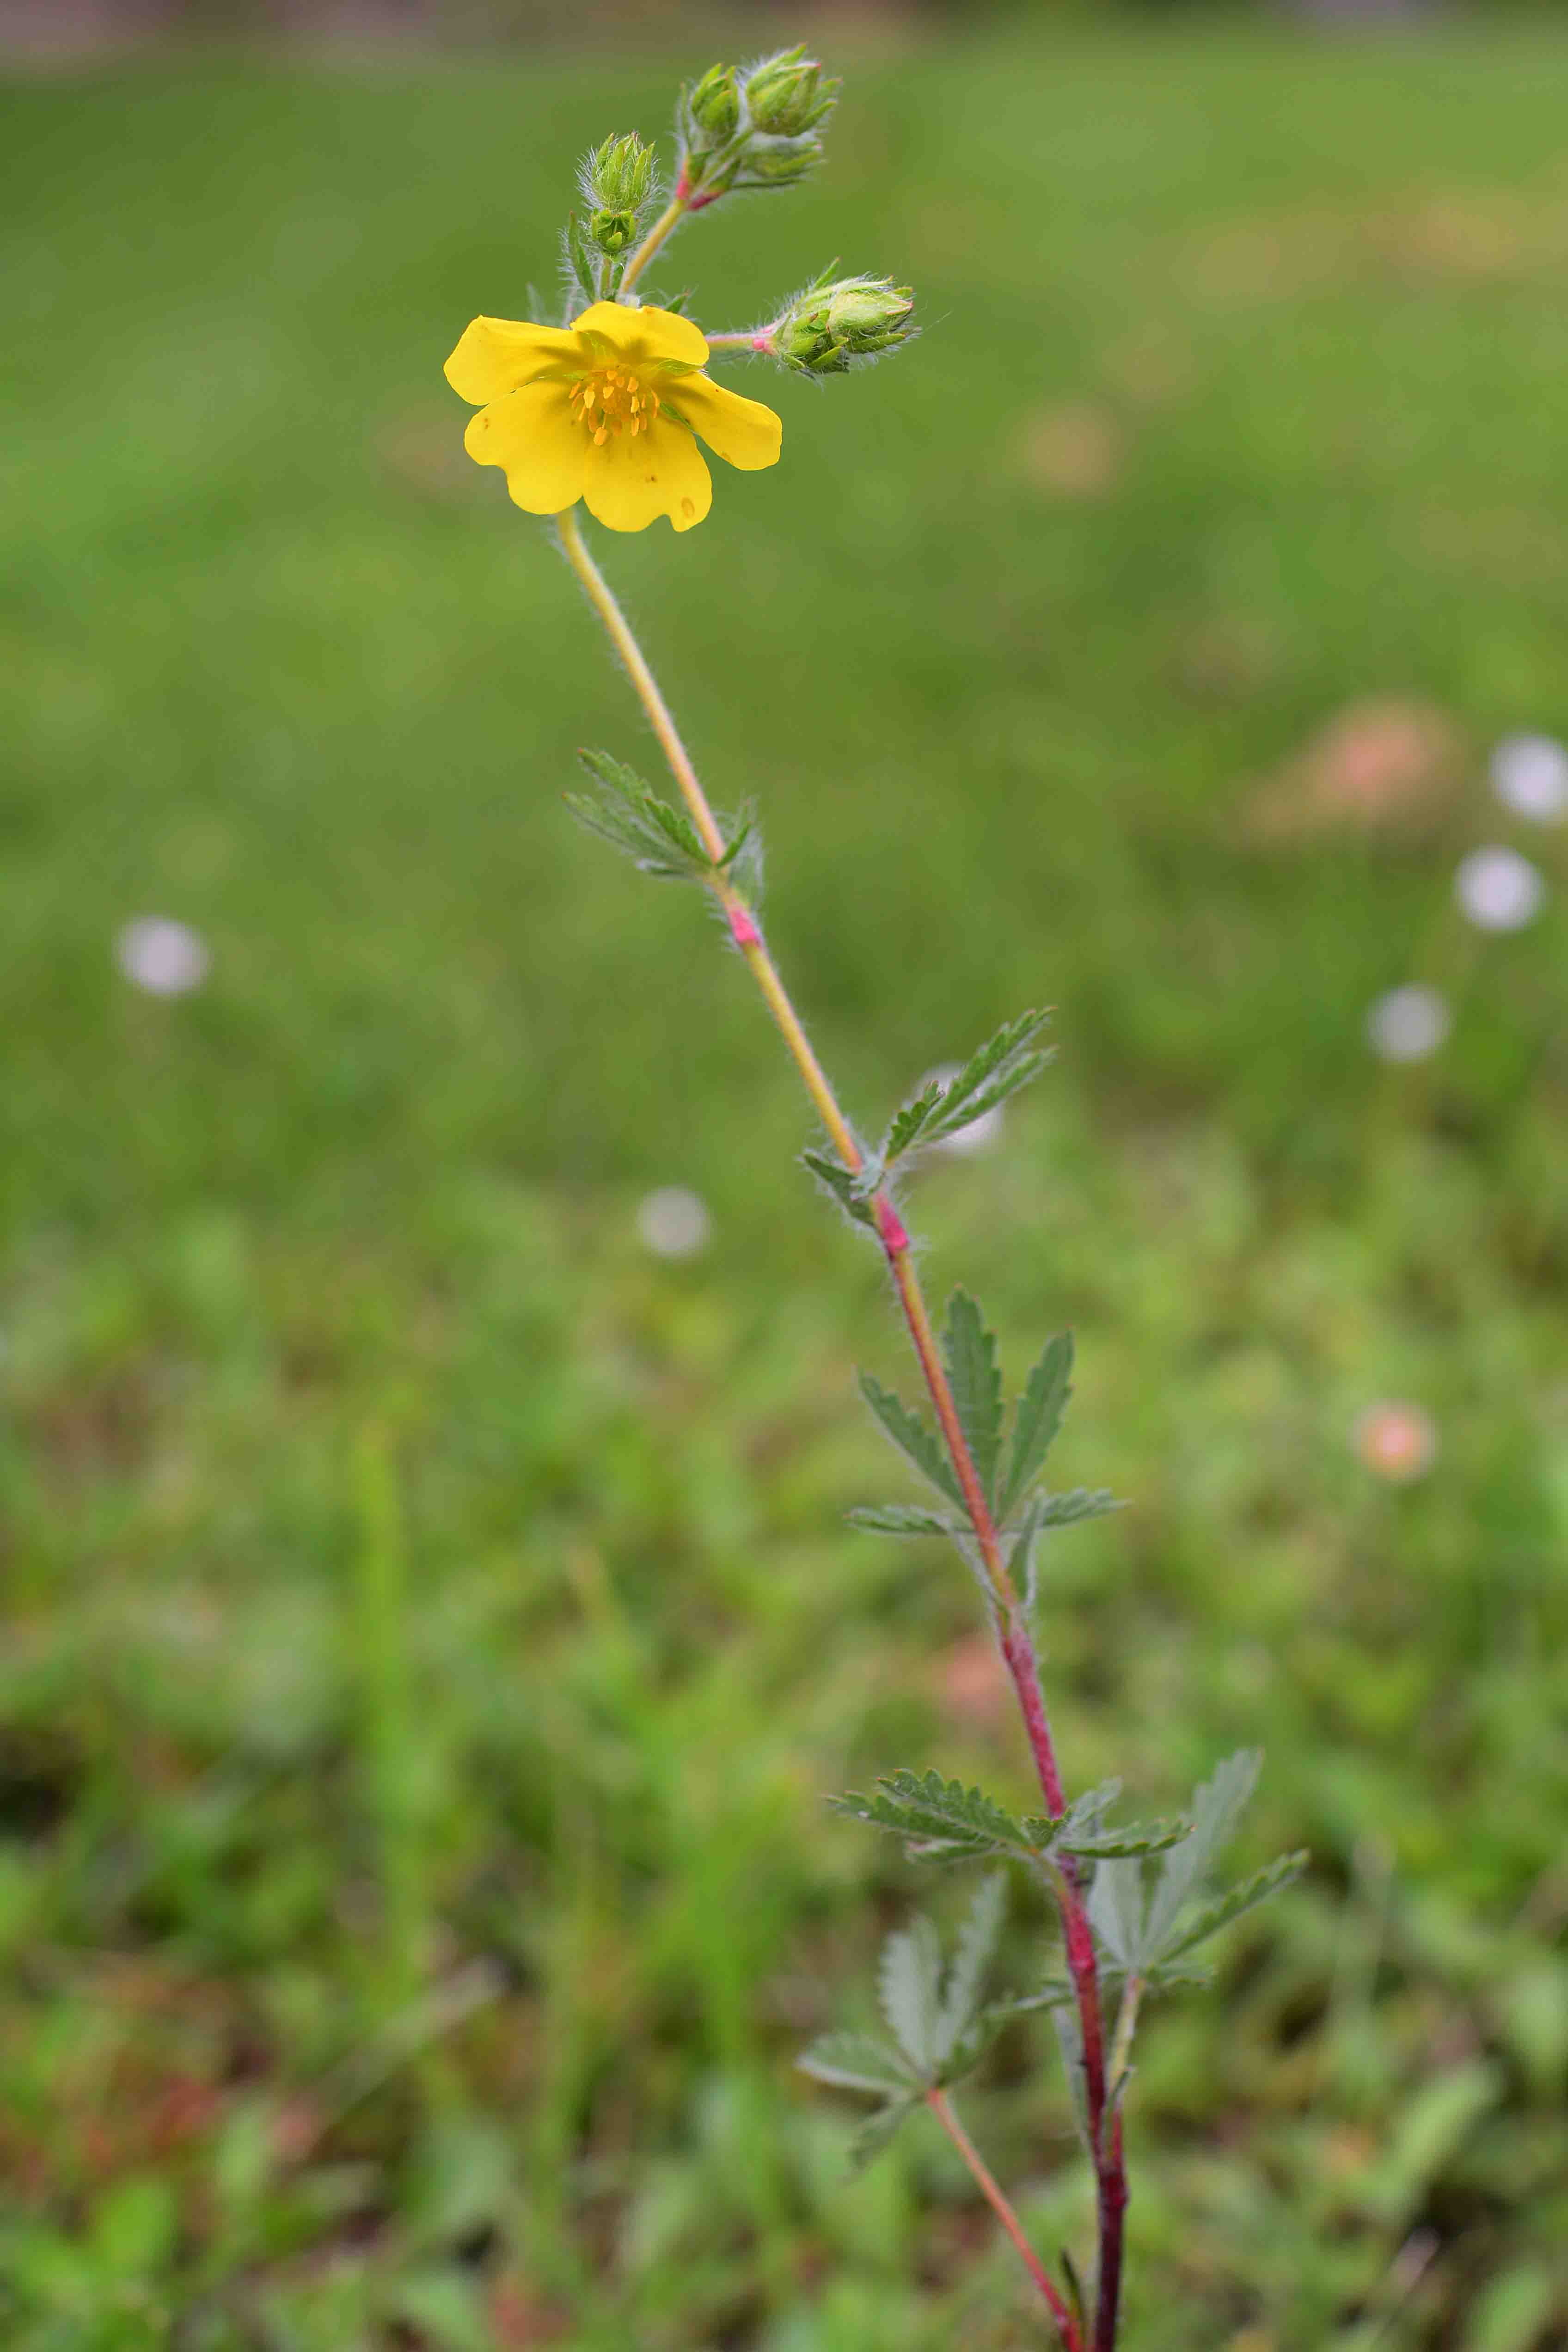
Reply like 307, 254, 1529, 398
464, 382, 586, 515
662, 372, 782, 473
445, 315, 582, 405
570, 300, 710, 370
581, 415, 713, 533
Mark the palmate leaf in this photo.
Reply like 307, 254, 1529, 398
878, 1915, 943, 2075
829, 1770, 1039, 1865
999, 1332, 1073, 1520
1142, 1749, 1262, 1960
796, 2032, 917, 2098
941, 1292, 1003, 1506
1087, 1856, 1147, 1972
858, 1374, 966, 1512
882, 1010, 1054, 1167
933, 1875, 1007, 2069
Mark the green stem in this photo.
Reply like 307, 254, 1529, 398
617, 196, 685, 298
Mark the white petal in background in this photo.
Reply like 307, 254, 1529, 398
115, 917, 211, 997
636, 1187, 712, 1260
1366, 985, 1452, 1063
1490, 733, 1568, 824
1454, 846, 1546, 933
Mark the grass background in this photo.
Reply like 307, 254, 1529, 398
2, 18, 1567, 2348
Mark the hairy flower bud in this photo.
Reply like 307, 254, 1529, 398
743, 46, 839, 139
687, 61, 741, 142
589, 207, 636, 255
586, 131, 654, 213
776, 274, 917, 375
741, 137, 824, 189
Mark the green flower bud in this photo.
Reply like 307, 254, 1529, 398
587, 131, 654, 212
741, 137, 823, 189
687, 61, 740, 142
775, 275, 917, 375
743, 46, 839, 139
589, 207, 636, 255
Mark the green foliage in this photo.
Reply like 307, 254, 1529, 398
939, 1291, 1003, 1507
829, 1769, 1039, 1865
999, 1332, 1074, 1519
1087, 1751, 1306, 1983
882, 1011, 1053, 1170
856, 1375, 967, 1512
802, 1147, 878, 1231
801, 1879, 1009, 2168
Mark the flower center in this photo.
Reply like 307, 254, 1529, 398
569, 365, 661, 446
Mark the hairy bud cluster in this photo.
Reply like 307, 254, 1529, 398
775, 274, 917, 375
678, 45, 841, 207
580, 132, 655, 256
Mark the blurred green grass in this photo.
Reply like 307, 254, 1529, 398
1, 23, 1567, 2350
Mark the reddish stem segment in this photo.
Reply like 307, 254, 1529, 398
555, 507, 1127, 2344
927, 2091, 1083, 2351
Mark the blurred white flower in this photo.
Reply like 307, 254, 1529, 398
1490, 733, 1568, 823
636, 1186, 711, 1260
1454, 846, 1545, 932
115, 917, 210, 997
1355, 1401, 1437, 1484
1366, 984, 1451, 1063
922, 1063, 1005, 1158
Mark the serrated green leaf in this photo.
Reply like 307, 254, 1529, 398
882, 1076, 947, 1164
803, 1149, 876, 1230
845, 1503, 955, 1537
568, 750, 712, 882
1059, 1816, 1191, 1862
848, 2095, 921, 2173
1037, 1488, 1121, 1530
1159, 1850, 1308, 1962
1087, 1856, 1146, 1970
882, 1010, 1054, 1166
941, 1291, 1003, 1506
1000, 1332, 1073, 1520
858, 1373, 966, 1512
830, 1770, 1040, 1865
934, 1874, 1006, 2066
1142, 1749, 1262, 1959
878, 1915, 943, 2076
797, 2032, 918, 2097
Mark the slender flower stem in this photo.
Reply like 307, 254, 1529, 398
927, 2091, 1082, 2349
705, 328, 778, 354
554, 503, 1125, 2343
618, 196, 685, 298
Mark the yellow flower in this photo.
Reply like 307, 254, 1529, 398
444, 301, 782, 533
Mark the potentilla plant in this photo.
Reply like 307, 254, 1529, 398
443, 48, 1305, 2348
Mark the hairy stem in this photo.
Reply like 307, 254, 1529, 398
555, 504, 1123, 2340
927, 2090, 1083, 2350
617, 196, 685, 298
